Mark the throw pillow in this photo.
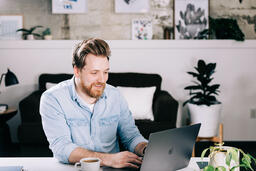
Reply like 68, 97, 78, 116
46, 82, 57, 90
117, 86, 156, 121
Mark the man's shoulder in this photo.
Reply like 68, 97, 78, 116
42, 79, 72, 97
104, 84, 121, 97
105, 84, 119, 92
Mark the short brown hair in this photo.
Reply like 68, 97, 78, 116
72, 38, 111, 69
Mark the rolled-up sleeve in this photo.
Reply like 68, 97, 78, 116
117, 92, 148, 153
40, 92, 78, 163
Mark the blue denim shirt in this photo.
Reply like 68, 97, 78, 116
40, 77, 147, 163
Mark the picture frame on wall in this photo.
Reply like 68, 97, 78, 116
0, 15, 23, 40
174, 0, 209, 39
132, 18, 152, 40
52, 0, 87, 14
115, 0, 149, 13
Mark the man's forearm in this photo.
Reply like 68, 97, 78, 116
68, 147, 111, 166
69, 147, 142, 168
134, 142, 147, 156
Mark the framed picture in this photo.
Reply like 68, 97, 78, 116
0, 15, 23, 40
132, 18, 152, 40
115, 0, 149, 13
174, 0, 209, 39
52, 0, 87, 14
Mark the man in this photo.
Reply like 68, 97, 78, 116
40, 38, 147, 169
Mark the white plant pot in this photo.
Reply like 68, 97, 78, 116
44, 35, 52, 40
188, 103, 221, 137
26, 34, 35, 40
209, 146, 240, 171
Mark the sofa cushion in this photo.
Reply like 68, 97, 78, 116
117, 86, 156, 121
39, 73, 73, 91
107, 72, 161, 93
46, 82, 58, 89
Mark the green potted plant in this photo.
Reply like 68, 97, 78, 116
201, 143, 256, 171
183, 59, 221, 137
16, 25, 43, 40
42, 28, 52, 40
209, 17, 245, 41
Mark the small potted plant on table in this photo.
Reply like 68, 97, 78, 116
16, 25, 43, 40
42, 28, 52, 40
201, 143, 256, 171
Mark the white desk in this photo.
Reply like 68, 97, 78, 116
0, 157, 209, 171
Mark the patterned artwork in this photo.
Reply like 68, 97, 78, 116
175, 0, 208, 39
0, 15, 23, 40
52, 0, 87, 14
132, 19, 152, 40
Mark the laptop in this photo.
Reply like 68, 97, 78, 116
103, 123, 201, 171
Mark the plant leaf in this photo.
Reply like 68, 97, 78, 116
32, 33, 42, 37
230, 148, 239, 163
187, 71, 199, 77
206, 63, 216, 77
197, 59, 206, 74
241, 154, 253, 170
30, 25, 43, 34
201, 148, 210, 159
230, 164, 247, 171
184, 85, 202, 90
16, 28, 29, 32
203, 165, 215, 171
216, 166, 226, 171
247, 153, 256, 164
225, 151, 232, 166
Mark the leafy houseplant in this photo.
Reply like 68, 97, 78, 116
183, 59, 221, 106
201, 143, 256, 171
195, 17, 245, 41
42, 28, 52, 40
209, 17, 245, 41
16, 25, 43, 40
184, 59, 221, 137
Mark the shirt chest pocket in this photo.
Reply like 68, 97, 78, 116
67, 119, 89, 146
99, 115, 119, 143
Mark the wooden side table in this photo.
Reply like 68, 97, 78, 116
0, 108, 17, 156
192, 123, 223, 157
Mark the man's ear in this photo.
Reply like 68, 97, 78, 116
73, 66, 80, 78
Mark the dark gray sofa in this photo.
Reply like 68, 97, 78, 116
18, 72, 178, 156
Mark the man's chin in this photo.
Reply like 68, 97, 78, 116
91, 90, 104, 98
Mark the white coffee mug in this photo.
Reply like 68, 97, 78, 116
75, 157, 100, 171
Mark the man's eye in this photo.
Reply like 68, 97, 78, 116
91, 72, 97, 74
104, 72, 109, 74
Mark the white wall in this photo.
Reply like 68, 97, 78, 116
1, 40, 256, 142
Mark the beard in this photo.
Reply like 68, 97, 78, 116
81, 81, 106, 99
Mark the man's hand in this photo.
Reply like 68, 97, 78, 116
103, 151, 142, 168
134, 142, 148, 156
69, 147, 142, 168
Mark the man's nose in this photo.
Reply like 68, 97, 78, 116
97, 73, 105, 83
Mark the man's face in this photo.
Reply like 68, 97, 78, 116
75, 54, 109, 99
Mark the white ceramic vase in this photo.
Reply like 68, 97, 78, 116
26, 34, 35, 40
188, 103, 221, 137
44, 35, 52, 40
209, 146, 240, 171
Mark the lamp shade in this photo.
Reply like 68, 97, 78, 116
5, 69, 19, 86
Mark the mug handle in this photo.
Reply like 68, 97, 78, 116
74, 162, 81, 169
